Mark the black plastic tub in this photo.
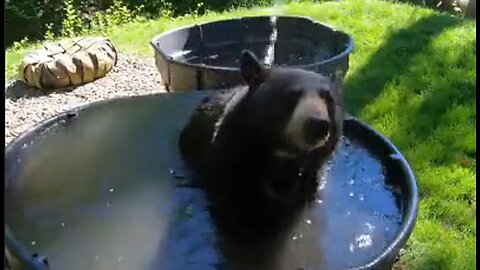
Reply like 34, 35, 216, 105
151, 16, 354, 92
4, 92, 417, 270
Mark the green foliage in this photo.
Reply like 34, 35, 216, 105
11, 37, 31, 52
109, 0, 135, 25
61, 0, 84, 37
4, 0, 58, 47
44, 23, 55, 41
89, 12, 110, 35
122, 0, 262, 17
122, 0, 174, 18
51, 0, 142, 38
159, 1, 174, 18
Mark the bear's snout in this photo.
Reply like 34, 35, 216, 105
303, 117, 330, 146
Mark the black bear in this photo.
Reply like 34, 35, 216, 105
178, 50, 345, 232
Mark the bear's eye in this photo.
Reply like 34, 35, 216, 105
317, 89, 333, 102
274, 90, 301, 117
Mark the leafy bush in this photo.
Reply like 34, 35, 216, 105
5, 0, 63, 47
61, 0, 85, 37
41, 0, 142, 40
5, 0, 138, 47
5, 0, 280, 47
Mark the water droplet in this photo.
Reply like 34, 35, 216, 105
349, 243, 355, 252
21, 143, 28, 149
349, 192, 354, 197
292, 233, 303, 241
118, 257, 123, 262
358, 193, 365, 201
319, 180, 327, 190
105, 202, 111, 207
365, 222, 375, 232
306, 219, 312, 225
316, 199, 323, 204
94, 256, 99, 260
346, 211, 351, 217
348, 179, 355, 185
31, 241, 36, 246
109, 188, 115, 193
169, 167, 185, 179
355, 234, 373, 249
61, 222, 66, 228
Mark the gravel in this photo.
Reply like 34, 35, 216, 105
5, 52, 167, 145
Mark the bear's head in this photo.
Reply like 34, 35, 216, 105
236, 50, 344, 160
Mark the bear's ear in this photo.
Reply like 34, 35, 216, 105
240, 50, 267, 87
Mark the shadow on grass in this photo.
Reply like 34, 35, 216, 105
344, 14, 463, 116
391, 44, 476, 149
395, 42, 475, 169
390, 38, 476, 221
366, 33, 476, 168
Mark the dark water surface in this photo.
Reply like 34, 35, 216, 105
170, 16, 333, 69
5, 92, 402, 270
172, 40, 332, 68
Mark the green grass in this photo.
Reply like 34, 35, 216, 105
5, 0, 476, 269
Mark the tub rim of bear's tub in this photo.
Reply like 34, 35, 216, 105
4, 92, 418, 270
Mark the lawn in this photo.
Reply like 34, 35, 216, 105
5, 0, 476, 269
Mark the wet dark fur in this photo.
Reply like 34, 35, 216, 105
178, 52, 345, 234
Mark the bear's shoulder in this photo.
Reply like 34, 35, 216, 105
178, 87, 245, 169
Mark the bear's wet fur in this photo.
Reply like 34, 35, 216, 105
179, 50, 345, 235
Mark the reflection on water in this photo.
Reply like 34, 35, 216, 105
173, 40, 333, 69
263, 16, 278, 67
5, 93, 401, 270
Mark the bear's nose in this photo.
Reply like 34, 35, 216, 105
303, 117, 330, 145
